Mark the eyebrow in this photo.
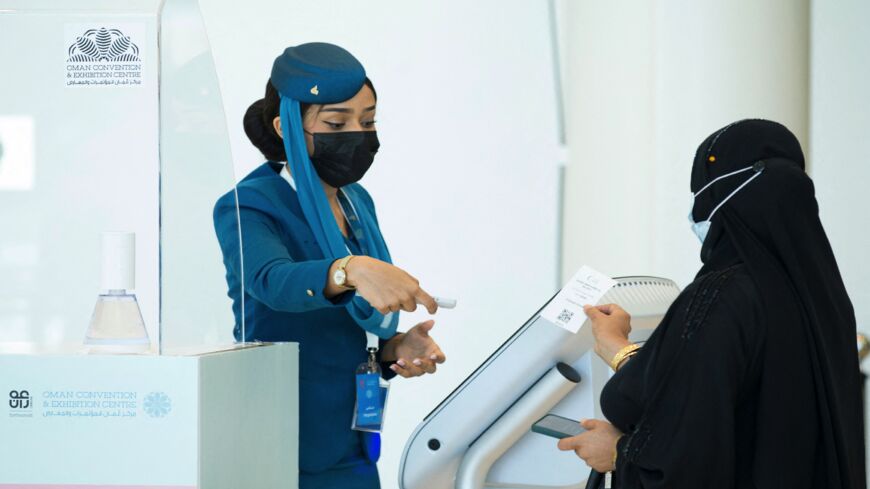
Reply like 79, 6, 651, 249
320, 104, 377, 114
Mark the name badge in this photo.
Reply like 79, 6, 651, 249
355, 372, 382, 427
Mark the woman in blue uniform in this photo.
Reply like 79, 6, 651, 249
213, 42, 447, 488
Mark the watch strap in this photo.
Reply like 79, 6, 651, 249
336, 255, 356, 289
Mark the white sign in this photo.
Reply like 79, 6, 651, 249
64, 24, 145, 88
540, 265, 617, 333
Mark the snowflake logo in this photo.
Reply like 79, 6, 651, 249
67, 27, 140, 63
143, 392, 171, 418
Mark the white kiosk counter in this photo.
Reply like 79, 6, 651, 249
0, 343, 299, 488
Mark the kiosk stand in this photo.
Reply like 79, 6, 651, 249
455, 363, 581, 489
399, 277, 681, 489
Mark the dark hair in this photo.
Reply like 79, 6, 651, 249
243, 78, 377, 162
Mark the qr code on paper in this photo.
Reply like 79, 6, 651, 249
556, 309, 574, 323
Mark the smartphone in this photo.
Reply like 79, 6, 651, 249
531, 413, 585, 439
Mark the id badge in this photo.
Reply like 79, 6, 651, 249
352, 372, 390, 433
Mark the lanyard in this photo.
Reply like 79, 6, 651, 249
280, 164, 380, 352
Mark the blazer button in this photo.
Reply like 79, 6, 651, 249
306, 289, 315, 297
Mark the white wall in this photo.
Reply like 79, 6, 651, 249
196, 2, 563, 487
810, 0, 870, 478
651, 0, 809, 284
560, 0, 809, 287
810, 0, 870, 345
559, 0, 657, 282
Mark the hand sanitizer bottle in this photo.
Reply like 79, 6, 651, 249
84, 232, 150, 354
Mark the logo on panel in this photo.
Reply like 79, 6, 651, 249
65, 25, 145, 88
67, 27, 141, 63
8, 390, 33, 418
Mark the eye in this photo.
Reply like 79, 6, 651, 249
324, 121, 345, 130
362, 120, 377, 128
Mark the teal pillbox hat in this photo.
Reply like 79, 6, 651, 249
270, 42, 367, 104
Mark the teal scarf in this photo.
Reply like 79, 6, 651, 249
279, 97, 399, 339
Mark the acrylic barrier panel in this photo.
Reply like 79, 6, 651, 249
0, 4, 161, 353
158, 0, 240, 351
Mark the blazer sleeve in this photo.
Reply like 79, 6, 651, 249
214, 193, 354, 313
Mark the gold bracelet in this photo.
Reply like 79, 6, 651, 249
617, 350, 640, 371
609, 343, 640, 371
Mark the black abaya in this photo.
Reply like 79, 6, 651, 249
601, 119, 864, 488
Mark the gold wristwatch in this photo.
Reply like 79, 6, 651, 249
332, 255, 356, 290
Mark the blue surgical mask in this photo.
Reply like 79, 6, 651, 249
689, 161, 765, 244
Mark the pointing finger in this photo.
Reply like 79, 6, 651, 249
415, 288, 438, 315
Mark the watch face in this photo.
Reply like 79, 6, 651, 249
333, 269, 347, 286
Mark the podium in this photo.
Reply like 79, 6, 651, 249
0, 1, 299, 487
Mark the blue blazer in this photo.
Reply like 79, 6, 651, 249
214, 162, 393, 473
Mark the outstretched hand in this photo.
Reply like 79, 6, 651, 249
383, 320, 446, 378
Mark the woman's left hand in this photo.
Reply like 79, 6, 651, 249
383, 320, 446, 378
557, 419, 623, 473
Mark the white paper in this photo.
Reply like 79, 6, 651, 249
540, 265, 617, 333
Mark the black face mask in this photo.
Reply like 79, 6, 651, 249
308, 131, 380, 188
